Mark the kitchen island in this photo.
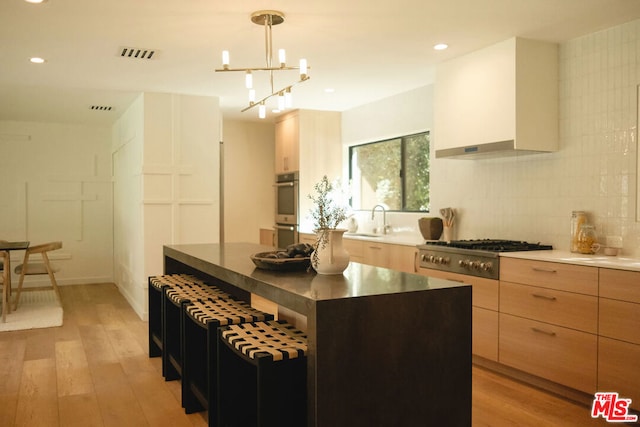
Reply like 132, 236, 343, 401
163, 242, 472, 427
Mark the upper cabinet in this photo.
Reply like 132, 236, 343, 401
434, 37, 558, 159
275, 111, 300, 174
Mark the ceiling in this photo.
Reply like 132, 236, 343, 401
2, 0, 640, 126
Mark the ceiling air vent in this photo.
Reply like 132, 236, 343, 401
119, 46, 157, 60
89, 105, 113, 112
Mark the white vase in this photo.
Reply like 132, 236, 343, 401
312, 229, 350, 275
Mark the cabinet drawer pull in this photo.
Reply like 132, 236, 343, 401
531, 293, 557, 301
531, 327, 556, 337
532, 267, 557, 273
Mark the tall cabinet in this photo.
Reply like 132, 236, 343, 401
275, 109, 342, 231
275, 112, 299, 174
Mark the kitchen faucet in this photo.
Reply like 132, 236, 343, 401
371, 204, 391, 234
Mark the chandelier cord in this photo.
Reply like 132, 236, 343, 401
264, 14, 275, 94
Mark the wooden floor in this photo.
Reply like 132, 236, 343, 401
0, 283, 612, 427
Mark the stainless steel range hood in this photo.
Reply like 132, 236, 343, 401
435, 140, 553, 159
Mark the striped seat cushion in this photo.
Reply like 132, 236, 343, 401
185, 298, 271, 327
149, 274, 206, 290
221, 320, 307, 362
165, 281, 231, 304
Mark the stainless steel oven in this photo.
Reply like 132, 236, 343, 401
274, 224, 299, 249
275, 172, 298, 225
274, 172, 299, 249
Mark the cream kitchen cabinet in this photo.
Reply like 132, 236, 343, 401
499, 258, 598, 393
598, 268, 640, 409
417, 268, 499, 361
342, 238, 364, 263
300, 233, 416, 272
387, 244, 419, 274
259, 228, 275, 247
300, 233, 366, 264
299, 233, 316, 246
275, 111, 299, 174
362, 241, 390, 268
434, 37, 558, 158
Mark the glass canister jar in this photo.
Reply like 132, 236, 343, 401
576, 224, 600, 254
570, 211, 587, 252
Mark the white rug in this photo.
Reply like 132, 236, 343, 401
0, 290, 63, 332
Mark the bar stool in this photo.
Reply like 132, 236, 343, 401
163, 278, 231, 381
181, 298, 274, 423
217, 320, 308, 427
148, 274, 205, 358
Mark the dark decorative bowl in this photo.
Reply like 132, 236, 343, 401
250, 252, 311, 272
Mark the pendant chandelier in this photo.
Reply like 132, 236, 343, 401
216, 10, 309, 119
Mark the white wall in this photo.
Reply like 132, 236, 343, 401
222, 119, 275, 243
0, 120, 113, 287
341, 85, 434, 234
112, 95, 145, 316
342, 85, 434, 146
342, 21, 640, 257
112, 92, 221, 319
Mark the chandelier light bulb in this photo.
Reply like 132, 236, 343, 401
278, 49, 286, 67
285, 88, 293, 108
299, 59, 308, 78
249, 89, 256, 103
245, 71, 253, 89
258, 103, 266, 119
222, 50, 230, 68
277, 92, 285, 111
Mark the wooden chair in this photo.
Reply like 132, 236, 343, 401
13, 241, 62, 310
1, 250, 9, 322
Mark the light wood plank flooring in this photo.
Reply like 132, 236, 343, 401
0, 283, 612, 426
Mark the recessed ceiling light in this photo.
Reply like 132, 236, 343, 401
29, 57, 46, 64
24, 0, 48, 4
434, 43, 449, 51
324, 88, 335, 93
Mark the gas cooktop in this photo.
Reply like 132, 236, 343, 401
423, 239, 553, 253
417, 239, 553, 279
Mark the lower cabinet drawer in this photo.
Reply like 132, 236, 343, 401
499, 313, 597, 393
599, 298, 640, 345
500, 281, 598, 333
598, 337, 640, 410
473, 307, 498, 362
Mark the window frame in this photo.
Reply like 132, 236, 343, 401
348, 130, 430, 213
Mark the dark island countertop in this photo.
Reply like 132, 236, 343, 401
163, 242, 472, 427
164, 242, 464, 311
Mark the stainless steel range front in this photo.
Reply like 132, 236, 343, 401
417, 240, 553, 280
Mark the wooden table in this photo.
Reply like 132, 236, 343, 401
0, 241, 29, 321
163, 242, 472, 427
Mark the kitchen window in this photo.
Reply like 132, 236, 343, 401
349, 131, 430, 212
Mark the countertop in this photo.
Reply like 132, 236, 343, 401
299, 229, 425, 247
164, 242, 466, 314
500, 249, 640, 272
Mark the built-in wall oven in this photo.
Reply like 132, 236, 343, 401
274, 172, 299, 249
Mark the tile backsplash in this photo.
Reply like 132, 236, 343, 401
430, 20, 640, 257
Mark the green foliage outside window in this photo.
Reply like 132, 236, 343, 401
349, 132, 430, 212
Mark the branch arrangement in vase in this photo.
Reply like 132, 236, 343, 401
307, 175, 348, 269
